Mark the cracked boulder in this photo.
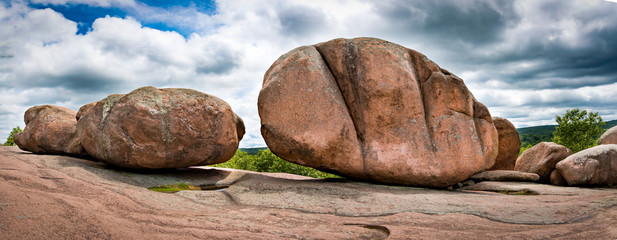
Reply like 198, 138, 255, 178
14, 105, 87, 156
556, 144, 617, 186
76, 86, 245, 169
488, 117, 521, 170
258, 37, 498, 187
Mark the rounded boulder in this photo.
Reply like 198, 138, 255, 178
14, 105, 86, 156
489, 117, 521, 170
599, 126, 617, 145
76, 87, 245, 169
555, 144, 617, 186
514, 142, 572, 183
258, 38, 498, 187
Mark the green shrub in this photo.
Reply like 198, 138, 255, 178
519, 143, 533, 156
210, 149, 340, 179
3, 126, 23, 146
553, 108, 605, 153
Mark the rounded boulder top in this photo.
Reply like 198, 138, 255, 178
258, 37, 498, 188
599, 125, 617, 145
15, 105, 86, 156
76, 86, 245, 169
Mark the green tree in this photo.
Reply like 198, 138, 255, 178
3, 126, 23, 146
519, 144, 533, 156
552, 108, 605, 153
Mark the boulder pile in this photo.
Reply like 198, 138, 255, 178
14, 105, 86, 156
515, 141, 617, 187
15, 87, 244, 169
258, 37, 498, 187
514, 142, 572, 183
13, 37, 617, 189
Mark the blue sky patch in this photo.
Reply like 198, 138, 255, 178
27, 0, 217, 37
28, 3, 128, 35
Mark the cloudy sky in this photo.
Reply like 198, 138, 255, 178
1, 0, 616, 147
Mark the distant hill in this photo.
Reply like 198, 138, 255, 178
604, 119, 617, 129
517, 119, 617, 147
239, 147, 268, 155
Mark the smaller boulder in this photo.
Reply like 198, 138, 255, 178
599, 126, 617, 145
76, 87, 245, 169
549, 170, 568, 186
489, 117, 521, 170
555, 144, 617, 186
14, 105, 86, 156
470, 170, 539, 182
514, 142, 572, 183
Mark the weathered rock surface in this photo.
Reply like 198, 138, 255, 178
258, 37, 498, 187
76, 86, 244, 169
556, 144, 617, 186
2, 146, 617, 239
75, 101, 97, 120
550, 169, 568, 186
489, 117, 521, 170
470, 170, 539, 182
599, 126, 617, 145
515, 142, 572, 183
14, 105, 86, 156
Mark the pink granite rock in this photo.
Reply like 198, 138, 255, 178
514, 142, 572, 183
76, 86, 244, 169
489, 117, 521, 170
599, 126, 617, 145
556, 144, 617, 186
258, 38, 498, 187
14, 105, 86, 156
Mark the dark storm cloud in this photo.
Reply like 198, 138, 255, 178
373, 0, 519, 45
8, 69, 121, 94
196, 56, 238, 74
374, 0, 617, 92
278, 4, 326, 37
482, 2, 617, 90
195, 47, 241, 74
52, 71, 119, 91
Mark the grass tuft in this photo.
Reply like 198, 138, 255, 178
148, 182, 201, 193
498, 189, 539, 195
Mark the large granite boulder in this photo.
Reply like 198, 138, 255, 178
76, 86, 245, 169
14, 105, 86, 156
514, 142, 572, 183
258, 37, 498, 187
555, 144, 617, 186
599, 126, 617, 145
489, 116, 521, 170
